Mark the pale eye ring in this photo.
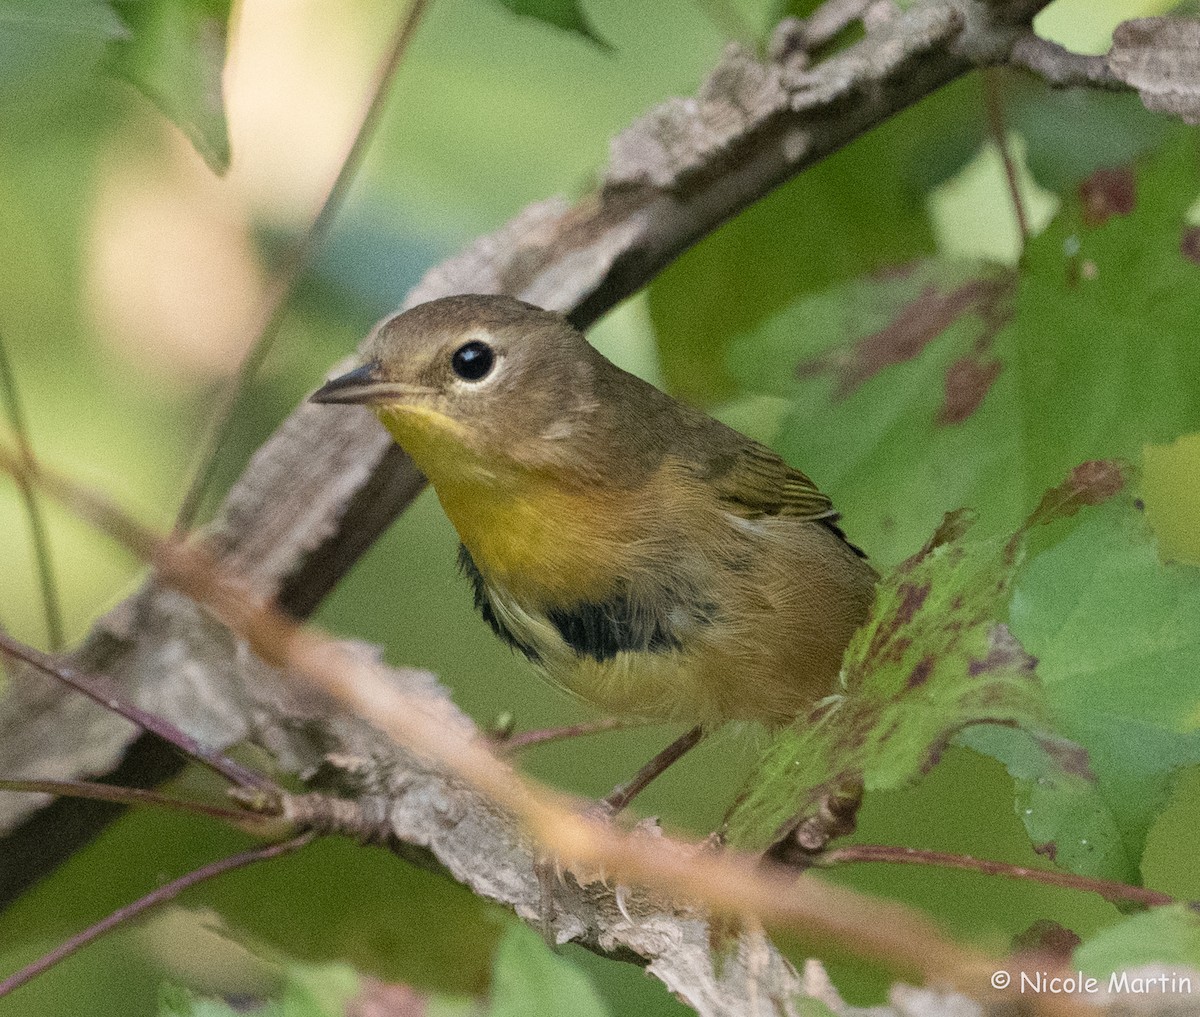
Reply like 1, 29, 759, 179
451, 340, 495, 382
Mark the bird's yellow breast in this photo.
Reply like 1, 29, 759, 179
377, 402, 653, 603
376, 401, 876, 728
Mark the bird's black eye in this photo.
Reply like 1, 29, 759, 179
451, 340, 495, 382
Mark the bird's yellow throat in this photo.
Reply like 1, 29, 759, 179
375, 401, 617, 603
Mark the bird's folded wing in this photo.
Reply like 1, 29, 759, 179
703, 441, 837, 521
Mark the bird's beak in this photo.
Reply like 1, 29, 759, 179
309, 361, 387, 405
311, 361, 439, 406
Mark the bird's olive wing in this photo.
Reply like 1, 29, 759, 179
705, 441, 837, 521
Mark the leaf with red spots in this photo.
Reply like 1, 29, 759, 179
1002, 496, 1200, 883
723, 504, 1058, 853
727, 131, 1200, 571
727, 465, 1200, 886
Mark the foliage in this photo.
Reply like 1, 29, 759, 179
107, 0, 234, 173
727, 466, 1200, 884
0, 0, 127, 108
1, 0, 1199, 1015
493, 0, 609, 47
1077, 903, 1200, 975
487, 923, 612, 1017
159, 964, 359, 1017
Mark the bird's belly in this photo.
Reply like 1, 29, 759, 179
461, 511, 877, 728
478, 578, 836, 728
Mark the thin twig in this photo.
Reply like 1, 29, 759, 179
0, 778, 281, 834
0, 332, 65, 650
820, 844, 1174, 908
173, 0, 432, 532
983, 69, 1030, 249
603, 725, 703, 813
0, 833, 313, 1000
498, 716, 657, 753
0, 628, 276, 794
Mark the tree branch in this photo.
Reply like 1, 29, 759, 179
1009, 33, 1123, 90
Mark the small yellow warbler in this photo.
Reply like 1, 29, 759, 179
312, 295, 876, 769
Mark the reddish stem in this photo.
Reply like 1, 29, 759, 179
0, 833, 313, 1000
821, 844, 1174, 908
0, 632, 275, 793
499, 716, 656, 753
983, 70, 1030, 247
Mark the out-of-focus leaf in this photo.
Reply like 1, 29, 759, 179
159, 983, 242, 1017
108, 0, 233, 173
159, 963, 360, 1017
1144, 431, 1200, 566
493, 0, 608, 48
1009, 82, 1172, 191
648, 72, 976, 405
0, 0, 127, 108
487, 922, 612, 1017
1008, 497, 1200, 881
728, 130, 1200, 569
1076, 904, 1200, 976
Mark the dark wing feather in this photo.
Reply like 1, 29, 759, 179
700, 437, 869, 558
705, 440, 836, 521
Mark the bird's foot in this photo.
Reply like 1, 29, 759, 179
533, 807, 668, 946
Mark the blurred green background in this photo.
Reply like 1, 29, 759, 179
1, 0, 1198, 1013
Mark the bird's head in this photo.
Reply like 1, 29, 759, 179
310, 295, 606, 483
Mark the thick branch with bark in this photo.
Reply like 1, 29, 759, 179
3, 0, 1198, 1012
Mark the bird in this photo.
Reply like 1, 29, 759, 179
310, 294, 877, 803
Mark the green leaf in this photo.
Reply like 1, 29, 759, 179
723, 505, 1057, 851
1076, 904, 1200, 977
487, 922, 612, 1017
108, 0, 233, 173
159, 983, 245, 1017
729, 258, 1020, 568
159, 963, 361, 1017
726, 454, 1200, 885
958, 722, 1131, 882
650, 73, 969, 405
728, 129, 1200, 570
1009, 83, 1173, 192
492, 0, 609, 48
1008, 497, 1200, 881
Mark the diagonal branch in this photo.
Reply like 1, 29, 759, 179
0, 833, 313, 1000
